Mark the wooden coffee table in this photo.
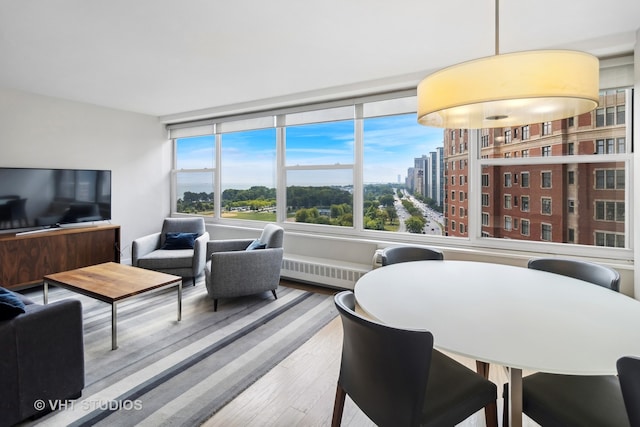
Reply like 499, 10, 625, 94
43, 262, 182, 350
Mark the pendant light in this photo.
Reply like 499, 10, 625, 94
417, 0, 599, 129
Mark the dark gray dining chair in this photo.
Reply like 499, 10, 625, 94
528, 257, 620, 292
618, 356, 640, 427
502, 258, 624, 427
380, 245, 444, 266
503, 356, 640, 427
331, 290, 497, 427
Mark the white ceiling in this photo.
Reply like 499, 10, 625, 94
1, 0, 638, 121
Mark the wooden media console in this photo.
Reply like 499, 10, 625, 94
0, 224, 120, 290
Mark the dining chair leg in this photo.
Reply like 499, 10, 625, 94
485, 400, 498, 427
475, 361, 498, 426
331, 384, 346, 427
476, 360, 490, 379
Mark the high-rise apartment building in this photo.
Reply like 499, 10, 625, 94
443, 89, 629, 246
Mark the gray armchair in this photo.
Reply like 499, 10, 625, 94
205, 223, 284, 311
132, 217, 209, 285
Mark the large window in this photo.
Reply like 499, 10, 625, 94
174, 135, 215, 216
168, 77, 633, 257
221, 128, 276, 222
286, 117, 354, 227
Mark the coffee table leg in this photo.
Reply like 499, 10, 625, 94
177, 281, 182, 321
112, 302, 118, 350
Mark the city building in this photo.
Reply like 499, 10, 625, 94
444, 89, 628, 246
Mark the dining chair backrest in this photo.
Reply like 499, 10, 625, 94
527, 257, 620, 292
333, 290, 433, 427
617, 356, 640, 427
381, 245, 444, 266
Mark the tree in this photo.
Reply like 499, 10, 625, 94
405, 215, 426, 233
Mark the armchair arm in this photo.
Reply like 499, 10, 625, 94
206, 239, 254, 258
131, 232, 161, 266
192, 231, 210, 277
208, 247, 284, 298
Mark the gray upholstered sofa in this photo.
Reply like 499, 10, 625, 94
132, 217, 210, 285
205, 223, 284, 311
0, 291, 84, 426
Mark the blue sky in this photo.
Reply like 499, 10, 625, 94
176, 113, 444, 189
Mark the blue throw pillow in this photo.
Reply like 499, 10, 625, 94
162, 232, 198, 250
0, 286, 26, 320
246, 239, 267, 251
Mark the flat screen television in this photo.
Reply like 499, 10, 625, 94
0, 167, 112, 233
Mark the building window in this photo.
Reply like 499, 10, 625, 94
451, 191, 455, 201
482, 174, 489, 187
596, 108, 605, 127
505, 130, 512, 143
504, 194, 512, 209
504, 216, 512, 231
542, 122, 552, 135
521, 196, 529, 212
504, 173, 512, 187
568, 228, 575, 243
521, 149, 529, 157
595, 232, 624, 247
541, 146, 551, 156
568, 117, 575, 127
522, 125, 530, 140
617, 138, 626, 153
595, 169, 624, 189
568, 199, 575, 214
541, 223, 552, 241
482, 193, 489, 207
541, 171, 552, 188
481, 134, 489, 148
541, 197, 552, 215
459, 223, 465, 233
567, 142, 574, 155
482, 212, 490, 226
521, 172, 529, 188
617, 105, 626, 124
595, 201, 624, 222
568, 170, 575, 185
521, 219, 530, 236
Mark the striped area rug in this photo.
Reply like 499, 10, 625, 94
21, 279, 337, 427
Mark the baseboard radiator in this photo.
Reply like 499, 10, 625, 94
281, 256, 370, 290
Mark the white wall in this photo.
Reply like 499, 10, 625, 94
0, 87, 170, 260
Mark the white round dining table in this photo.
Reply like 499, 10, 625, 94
354, 260, 640, 427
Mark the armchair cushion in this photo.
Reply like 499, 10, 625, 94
246, 239, 267, 251
162, 232, 198, 250
0, 287, 26, 320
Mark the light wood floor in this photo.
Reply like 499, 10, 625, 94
203, 282, 537, 427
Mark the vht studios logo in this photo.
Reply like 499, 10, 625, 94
34, 399, 143, 411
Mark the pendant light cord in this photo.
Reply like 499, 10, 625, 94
495, 0, 500, 55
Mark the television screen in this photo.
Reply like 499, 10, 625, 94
0, 167, 112, 232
